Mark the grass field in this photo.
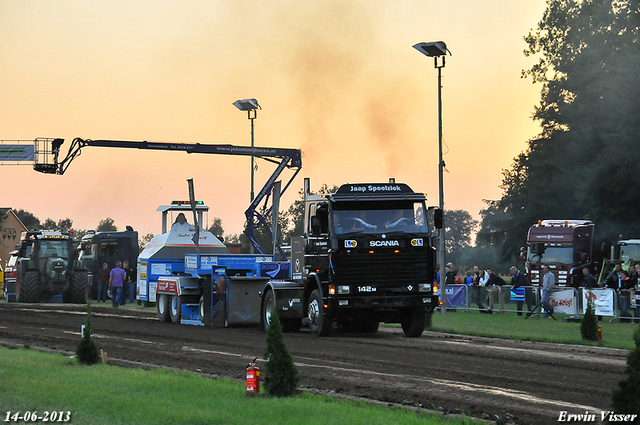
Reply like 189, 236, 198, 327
0, 348, 468, 425
3, 302, 638, 424
427, 309, 639, 350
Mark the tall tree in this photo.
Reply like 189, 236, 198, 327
96, 218, 118, 232
41, 218, 57, 230
41, 217, 74, 231
444, 209, 478, 266
0, 209, 6, 231
138, 233, 154, 252
15, 209, 40, 230
485, 0, 640, 259
280, 184, 339, 243
207, 217, 224, 240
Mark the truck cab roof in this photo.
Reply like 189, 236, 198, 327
329, 183, 426, 202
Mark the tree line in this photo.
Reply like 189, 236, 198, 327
476, 0, 640, 264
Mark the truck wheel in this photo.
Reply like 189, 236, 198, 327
169, 295, 182, 323
262, 289, 276, 331
157, 294, 171, 322
401, 307, 425, 337
69, 271, 88, 304
308, 289, 331, 337
19, 271, 41, 303
199, 296, 207, 323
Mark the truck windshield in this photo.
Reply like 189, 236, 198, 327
527, 246, 574, 264
620, 244, 640, 264
331, 202, 428, 235
38, 240, 69, 258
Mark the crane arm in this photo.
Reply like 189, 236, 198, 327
34, 137, 301, 175
34, 137, 302, 259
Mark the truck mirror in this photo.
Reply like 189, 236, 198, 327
311, 216, 321, 236
434, 209, 443, 229
531, 243, 546, 255
317, 204, 329, 233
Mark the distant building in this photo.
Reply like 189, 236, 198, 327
0, 208, 28, 266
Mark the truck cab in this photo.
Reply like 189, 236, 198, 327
524, 220, 595, 287
297, 181, 438, 337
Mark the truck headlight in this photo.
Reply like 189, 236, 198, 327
419, 283, 432, 292
338, 285, 350, 294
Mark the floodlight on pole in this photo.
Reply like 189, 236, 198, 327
234, 98, 261, 255
233, 98, 262, 203
413, 41, 451, 315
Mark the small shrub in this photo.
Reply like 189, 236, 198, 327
581, 296, 599, 341
76, 301, 101, 365
611, 322, 640, 419
263, 309, 299, 397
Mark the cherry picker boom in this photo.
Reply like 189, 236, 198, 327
32, 137, 302, 258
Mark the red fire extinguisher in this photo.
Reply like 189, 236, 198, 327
246, 357, 260, 393
598, 326, 602, 341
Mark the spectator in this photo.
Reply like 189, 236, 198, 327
109, 261, 126, 308
619, 270, 633, 320
486, 267, 506, 313
582, 267, 598, 289
541, 265, 555, 318
604, 262, 623, 290
471, 265, 485, 310
629, 263, 640, 323
628, 263, 639, 287
123, 260, 136, 304
171, 213, 195, 232
96, 263, 110, 303
445, 263, 456, 285
510, 266, 530, 316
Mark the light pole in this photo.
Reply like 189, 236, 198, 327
233, 98, 261, 203
413, 41, 451, 315
234, 98, 261, 253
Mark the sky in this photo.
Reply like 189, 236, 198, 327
0, 0, 546, 239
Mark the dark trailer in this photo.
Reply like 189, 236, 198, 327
78, 229, 139, 298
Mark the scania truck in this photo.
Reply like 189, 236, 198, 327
283, 179, 440, 337
523, 220, 595, 287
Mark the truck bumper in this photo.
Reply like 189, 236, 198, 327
329, 294, 437, 310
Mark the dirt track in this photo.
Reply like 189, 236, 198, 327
0, 302, 629, 424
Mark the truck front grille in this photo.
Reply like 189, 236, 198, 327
332, 250, 431, 290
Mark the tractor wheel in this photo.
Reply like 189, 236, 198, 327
400, 307, 425, 338
19, 271, 41, 303
157, 294, 171, 322
307, 289, 332, 337
169, 295, 182, 323
69, 271, 88, 304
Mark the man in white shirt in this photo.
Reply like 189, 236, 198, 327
171, 213, 195, 232
541, 264, 555, 318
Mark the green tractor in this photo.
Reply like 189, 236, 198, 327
598, 239, 640, 284
16, 231, 88, 303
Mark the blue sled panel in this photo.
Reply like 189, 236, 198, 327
180, 303, 203, 326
